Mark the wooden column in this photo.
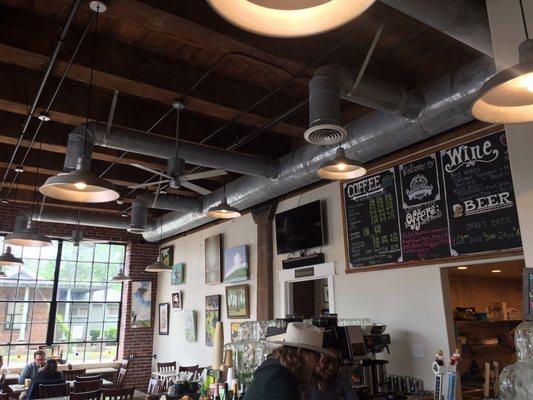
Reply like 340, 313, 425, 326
252, 200, 278, 321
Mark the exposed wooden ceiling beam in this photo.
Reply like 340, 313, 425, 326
7, 198, 125, 215
0, 43, 303, 139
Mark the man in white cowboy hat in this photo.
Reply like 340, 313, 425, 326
244, 322, 336, 400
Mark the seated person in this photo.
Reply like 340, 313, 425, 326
26, 359, 65, 400
18, 350, 46, 384
309, 349, 359, 400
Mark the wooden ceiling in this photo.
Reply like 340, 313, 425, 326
0, 0, 483, 218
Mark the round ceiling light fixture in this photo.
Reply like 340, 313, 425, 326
471, 1, 533, 124
145, 258, 173, 273
317, 147, 366, 180
207, 0, 375, 38
38, 112, 51, 122
207, 182, 241, 219
0, 268, 6, 278
5, 229, 52, 248
0, 246, 24, 266
111, 269, 131, 282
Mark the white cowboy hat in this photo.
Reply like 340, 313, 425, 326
267, 322, 336, 358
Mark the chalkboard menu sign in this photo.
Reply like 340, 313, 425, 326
342, 169, 402, 268
440, 132, 521, 255
342, 131, 522, 271
398, 154, 450, 261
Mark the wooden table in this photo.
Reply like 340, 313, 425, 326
7, 379, 114, 398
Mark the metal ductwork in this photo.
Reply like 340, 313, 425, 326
305, 64, 423, 144
67, 122, 278, 178
129, 197, 149, 234
139, 193, 202, 213
30, 209, 138, 231
143, 56, 495, 242
380, 0, 493, 57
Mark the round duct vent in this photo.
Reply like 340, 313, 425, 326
303, 124, 347, 145
127, 226, 146, 234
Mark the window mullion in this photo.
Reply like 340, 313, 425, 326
46, 240, 63, 345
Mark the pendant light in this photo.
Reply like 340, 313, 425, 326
145, 226, 173, 273
471, 0, 533, 123
207, 182, 241, 219
0, 268, 6, 278
0, 246, 24, 267
39, 2, 118, 203
207, 0, 375, 38
317, 146, 366, 180
111, 269, 131, 282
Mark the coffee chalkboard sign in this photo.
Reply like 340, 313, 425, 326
441, 132, 521, 255
397, 154, 450, 261
342, 169, 402, 268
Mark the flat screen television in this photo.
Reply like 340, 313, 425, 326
275, 200, 324, 254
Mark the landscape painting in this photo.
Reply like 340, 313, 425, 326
160, 245, 174, 266
205, 235, 222, 284
224, 245, 248, 283
131, 281, 151, 328
226, 284, 249, 319
183, 310, 197, 342
171, 263, 185, 285
205, 294, 221, 346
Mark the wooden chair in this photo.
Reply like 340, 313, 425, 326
120, 359, 130, 370
70, 389, 103, 400
77, 374, 103, 381
73, 379, 103, 393
63, 369, 86, 381
156, 362, 176, 372
144, 378, 164, 400
115, 368, 128, 389
178, 365, 198, 373
102, 387, 134, 400
0, 393, 7, 400
38, 382, 69, 399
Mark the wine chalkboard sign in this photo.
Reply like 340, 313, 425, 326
397, 154, 450, 261
342, 131, 522, 271
342, 169, 402, 268
440, 132, 521, 255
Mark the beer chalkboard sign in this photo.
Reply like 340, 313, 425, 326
441, 132, 521, 255
342, 169, 402, 268
342, 130, 522, 271
398, 154, 450, 261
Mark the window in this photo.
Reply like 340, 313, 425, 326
0, 237, 125, 367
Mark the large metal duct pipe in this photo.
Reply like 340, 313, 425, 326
129, 197, 149, 234
305, 64, 423, 144
380, 0, 493, 57
143, 56, 495, 241
31, 209, 137, 230
68, 122, 278, 178
139, 193, 202, 213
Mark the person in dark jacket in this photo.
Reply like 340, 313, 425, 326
309, 349, 359, 400
26, 359, 65, 400
244, 322, 336, 400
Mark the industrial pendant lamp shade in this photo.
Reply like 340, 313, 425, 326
5, 229, 52, 248
472, 39, 533, 123
111, 270, 131, 282
145, 258, 173, 272
207, 0, 375, 38
0, 246, 24, 266
0, 269, 6, 278
40, 168, 119, 203
207, 196, 241, 219
317, 147, 366, 180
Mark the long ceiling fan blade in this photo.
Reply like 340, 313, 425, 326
130, 163, 173, 179
180, 169, 228, 181
128, 179, 171, 189
181, 181, 212, 196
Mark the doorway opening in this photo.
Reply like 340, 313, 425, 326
291, 278, 329, 319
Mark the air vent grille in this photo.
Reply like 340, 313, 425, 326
303, 124, 347, 145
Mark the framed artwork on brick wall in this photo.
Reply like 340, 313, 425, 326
131, 281, 151, 328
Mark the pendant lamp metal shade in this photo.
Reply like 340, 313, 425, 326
317, 147, 366, 180
145, 258, 173, 272
5, 229, 52, 248
0, 269, 6, 278
40, 168, 119, 203
207, 0, 375, 38
111, 270, 131, 282
472, 39, 533, 124
0, 246, 24, 266
207, 197, 241, 219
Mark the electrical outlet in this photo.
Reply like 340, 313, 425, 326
412, 343, 424, 358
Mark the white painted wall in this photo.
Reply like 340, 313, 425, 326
153, 213, 257, 368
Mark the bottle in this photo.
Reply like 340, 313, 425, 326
212, 383, 221, 400
231, 382, 238, 400
238, 384, 245, 400
222, 383, 228, 400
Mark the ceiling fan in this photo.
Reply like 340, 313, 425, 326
128, 101, 227, 196
63, 228, 107, 248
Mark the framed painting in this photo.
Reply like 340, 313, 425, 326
160, 245, 174, 266
205, 234, 222, 284
171, 263, 185, 285
524, 267, 533, 321
224, 245, 248, 283
131, 281, 151, 328
226, 284, 249, 319
205, 294, 221, 346
183, 310, 197, 342
171, 291, 182, 310
159, 303, 169, 335
230, 322, 241, 343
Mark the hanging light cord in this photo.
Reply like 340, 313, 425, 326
520, 0, 530, 39
29, 129, 45, 222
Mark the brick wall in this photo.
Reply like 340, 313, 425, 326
0, 204, 159, 389
292, 280, 316, 319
